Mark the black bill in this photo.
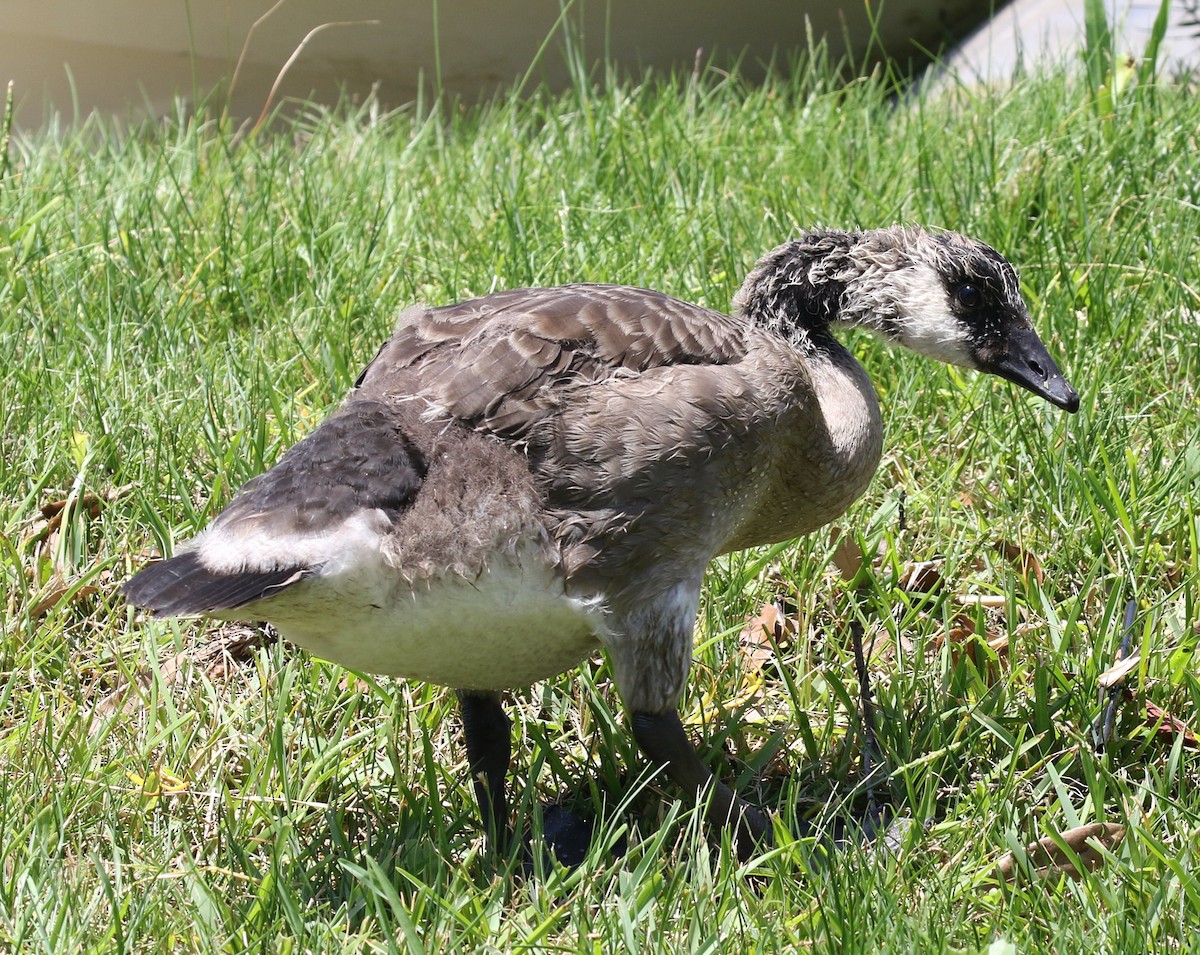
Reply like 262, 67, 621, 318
979, 325, 1080, 413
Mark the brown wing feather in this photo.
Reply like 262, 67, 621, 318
352, 284, 787, 590
354, 284, 751, 438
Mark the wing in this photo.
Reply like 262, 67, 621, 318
120, 552, 306, 617
209, 400, 426, 538
353, 284, 752, 439
123, 400, 427, 616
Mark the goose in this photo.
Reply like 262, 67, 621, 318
123, 225, 1079, 859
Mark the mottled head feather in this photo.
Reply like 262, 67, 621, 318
734, 225, 1033, 368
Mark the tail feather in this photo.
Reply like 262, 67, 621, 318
123, 551, 307, 617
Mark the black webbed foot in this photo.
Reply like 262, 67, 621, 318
631, 709, 772, 862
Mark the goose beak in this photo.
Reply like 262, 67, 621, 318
978, 325, 1080, 413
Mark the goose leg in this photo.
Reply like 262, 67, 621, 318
456, 689, 511, 852
631, 709, 771, 859
613, 586, 772, 858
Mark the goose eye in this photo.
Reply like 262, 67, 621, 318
955, 283, 983, 309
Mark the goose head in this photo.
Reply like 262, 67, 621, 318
735, 226, 1081, 413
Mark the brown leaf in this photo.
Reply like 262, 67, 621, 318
39, 484, 134, 519
29, 485, 133, 544
896, 559, 944, 593
1143, 701, 1200, 749
933, 614, 1009, 683
829, 527, 864, 581
993, 539, 1045, 585
338, 673, 375, 694
738, 602, 794, 673
30, 583, 100, 618
995, 822, 1126, 882
944, 613, 977, 644
190, 623, 275, 680
986, 632, 1011, 657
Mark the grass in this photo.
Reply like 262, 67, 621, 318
1, 50, 1199, 953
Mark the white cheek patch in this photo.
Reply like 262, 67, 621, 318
893, 266, 974, 367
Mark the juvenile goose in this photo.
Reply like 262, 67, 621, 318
124, 226, 1079, 857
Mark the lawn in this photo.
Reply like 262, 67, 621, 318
1, 40, 1198, 954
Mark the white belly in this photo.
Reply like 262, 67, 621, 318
240, 553, 606, 689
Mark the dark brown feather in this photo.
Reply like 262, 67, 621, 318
356, 284, 751, 441
122, 551, 307, 616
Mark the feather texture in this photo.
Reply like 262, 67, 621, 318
122, 551, 307, 616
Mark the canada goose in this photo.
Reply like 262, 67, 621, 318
124, 226, 1079, 859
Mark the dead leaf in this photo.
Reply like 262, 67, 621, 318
30, 583, 100, 618
738, 601, 794, 673
944, 613, 977, 644
896, 559, 944, 593
191, 623, 275, 680
933, 614, 1009, 682
338, 672, 375, 694
830, 527, 864, 581
1143, 701, 1200, 749
993, 539, 1045, 585
28, 484, 133, 544
828, 526, 889, 583
995, 822, 1126, 882
1097, 653, 1141, 689
986, 632, 1011, 657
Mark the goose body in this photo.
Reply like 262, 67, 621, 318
125, 226, 1079, 855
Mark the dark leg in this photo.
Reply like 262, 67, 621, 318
631, 709, 771, 859
850, 619, 883, 838
456, 689, 511, 852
